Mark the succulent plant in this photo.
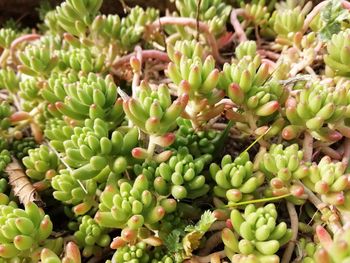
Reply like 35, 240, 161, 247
52, 169, 98, 215
96, 175, 176, 230
55, 0, 103, 36
18, 45, 58, 77
241, 0, 270, 26
154, 146, 212, 199
62, 118, 138, 180
44, 118, 74, 152
259, 143, 308, 203
1, 0, 350, 262
171, 118, 221, 157
22, 145, 60, 181
296, 238, 318, 263
0, 101, 12, 131
223, 204, 292, 262
167, 51, 224, 128
273, 7, 305, 38
210, 152, 264, 204
74, 215, 111, 257
122, 81, 187, 161
0, 202, 54, 260
0, 28, 17, 49
42, 72, 124, 124
235, 41, 258, 60
282, 81, 350, 141
40, 241, 81, 263
0, 67, 19, 93
57, 48, 108, 73
175, 0, 232, 36
315, 225, 350, 263
325, 29, 350, 77
110, 241, 151, 263
10, 137, 37, 160
221, 55, 288, 134
302, 156, 350, 208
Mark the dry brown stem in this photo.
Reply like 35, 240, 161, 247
5, 157, 44, 206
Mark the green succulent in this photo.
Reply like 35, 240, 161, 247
52, 169, 98, 215
0, 67, 19, 93
175, 0, 232, 36
96, 175, 177, 230
210, 152, 264, 204
282, 81, 350, 141
74, 215, 111, 257
0, 202, 54, 260
154, 147, 212, 200
223, 204, 292, 262
41, 72, 124, 124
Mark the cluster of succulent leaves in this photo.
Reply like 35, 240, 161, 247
1, 0, 350, 262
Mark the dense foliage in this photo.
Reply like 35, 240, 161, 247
1, 0, 350, 262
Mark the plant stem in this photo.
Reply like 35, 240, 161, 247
342, 138, 350, 166
230, 9, 247, 43
208, 221, 227, 231
225, 193, 292, 207
302, 1, 328, 34
303, 131, 313, 162
113, 50, 169, 68
198, 231, 223, 256
188, 250, 226, 263
146, 135, 156, 161
281, 202, 298, 263
10, 33, 41, 65
320, 146, 342, 160
149, 17, 226, 64
132, 45, 142, 97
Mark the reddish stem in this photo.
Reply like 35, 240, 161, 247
320, 146, 342, 160
302, 1, 328, 34
281, 202, 298, 263
258, 49, 280, 60
303, 131, 313, 162
113, 50, 169, 68
342, 138, 350, 166
10, 34, 41, 64
148, 17, 226, 64
230, 9, 247, 43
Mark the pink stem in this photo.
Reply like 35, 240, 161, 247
258, 49, 280, 60
10, 34, 41, 64
148, 17, 226, 64
230, 9, 247, 43
187, 250, 226, 263
342, 0, 350, 10
281, 202, 298, 263
303, 131, 313, 162
320, 146, 342, 160
198, 231, 223, 256
302, 1, 328, 34
262, 58, 277, 71
342, 138, 350, 166
113, 50, 169, 68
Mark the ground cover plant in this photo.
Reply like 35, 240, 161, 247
1, 0, 350, 262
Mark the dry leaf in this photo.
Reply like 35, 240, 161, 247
5, 158, 44, 207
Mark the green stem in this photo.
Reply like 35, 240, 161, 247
146, 135, 156, 162
225, 193, 292, 207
